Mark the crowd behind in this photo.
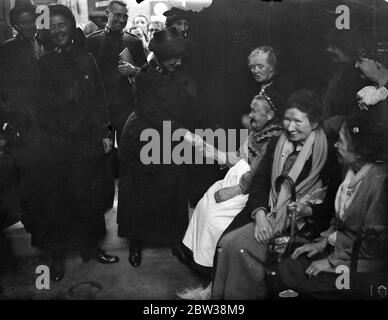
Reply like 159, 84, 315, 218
0, 0, 387, 300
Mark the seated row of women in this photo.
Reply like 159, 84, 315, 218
180, 87, 387, 300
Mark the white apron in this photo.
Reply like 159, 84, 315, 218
183, 159, 250, 267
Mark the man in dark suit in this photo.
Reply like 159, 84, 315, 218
86, 0, 147, 144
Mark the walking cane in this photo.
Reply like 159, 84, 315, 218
273, 175, 300, 299
275, 174, 297, 256
265, 175, 297, 298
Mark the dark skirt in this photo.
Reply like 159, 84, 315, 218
212, 222, 269, 300
19, 157, 108, 251
277, 253, 340, 299
117, 114, 189, 244
117, 163, 188, 244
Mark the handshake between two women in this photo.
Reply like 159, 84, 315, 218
183, 130, 228, 165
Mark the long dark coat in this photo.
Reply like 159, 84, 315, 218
0, 35, 43, 229
322, 63, 366, 119
117, 62, 199, 244
18, 45, 112, 251
0, 35, 42, 102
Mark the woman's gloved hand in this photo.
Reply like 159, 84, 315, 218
202, 142, 227, 165
183, 131, 203, 147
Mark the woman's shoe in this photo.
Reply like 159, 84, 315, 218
171, 242, 193, 265
81, 248, 119, 264
128, 241, 141, 267
50, 254, 65, 282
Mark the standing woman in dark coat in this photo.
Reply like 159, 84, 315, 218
118, 28, 203, 267
24, 5, 118, 281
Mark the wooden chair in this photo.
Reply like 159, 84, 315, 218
347, 228, 388, 299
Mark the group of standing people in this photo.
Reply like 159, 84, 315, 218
179, 33, 388, 299
1, 2, 128, 282
127, 7, 194, 63
0, 0, 387, 301
0, 0, 202, 284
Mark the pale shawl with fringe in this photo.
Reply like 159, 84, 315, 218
267, 128, 328, 234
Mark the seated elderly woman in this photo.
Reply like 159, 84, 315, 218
211, 89, 338, 300
278, 115, 387, 299
241, 46, 283, 129
182, 46, 285, 274
182, 93, 283, 271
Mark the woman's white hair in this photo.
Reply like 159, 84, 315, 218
251, 94, 275, 114
248, 46, 278, 73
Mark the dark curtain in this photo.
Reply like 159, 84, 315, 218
189, 0, 383, 131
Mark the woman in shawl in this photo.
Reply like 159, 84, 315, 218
182, 93, 283, 273
211, 89, 335, 299
278, 114, 387, 299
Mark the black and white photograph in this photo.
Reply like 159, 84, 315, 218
0, 0, 387, 307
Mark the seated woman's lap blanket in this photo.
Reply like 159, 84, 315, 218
183, 159, 250, 267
